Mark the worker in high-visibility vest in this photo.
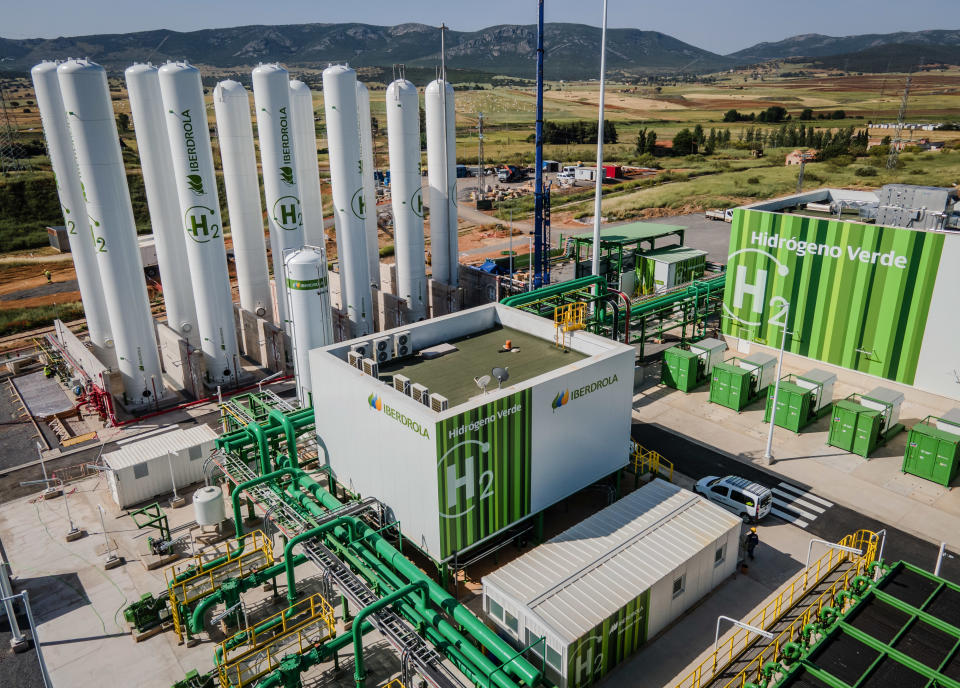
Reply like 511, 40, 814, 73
44, 270, 52, 284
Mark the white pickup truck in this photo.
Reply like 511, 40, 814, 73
705, 208, 734, 222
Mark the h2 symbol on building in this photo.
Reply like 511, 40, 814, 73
273, 196, 302, 231
723, 248, 790, 329
184, 206, 220, 243
438, 440, 493, 519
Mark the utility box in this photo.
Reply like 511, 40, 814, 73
709, 353, 776, 412
662, 338, 726, 393
636, 246, 707, 294
902, 413, 960, 487
827, 389, 904, 458
575, 167, 597, 182
764, 369, 836, 433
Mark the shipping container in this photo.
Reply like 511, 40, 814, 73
902, 412, 960, 486
635, 246, 707, 294
103, 425, 218, 508
603, 164, 622, 179
709, 353, 776, 412
574, 167, 597, 182
482, 480, 741, 688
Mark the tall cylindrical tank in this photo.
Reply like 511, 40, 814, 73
213, 80, 273, 321
322, 65, 373, 336
425, 79, 459, 286
57, 59, 164, 404
157, 62, 240, 385
30, 61, 113, 354
356, 81, 380, 288
125, 63, 200, 347
193, 485, 225, 526
252, 64, 305, 333
289, 80, 325, 248
284, 246, 334, 407
385, 79, 427, 321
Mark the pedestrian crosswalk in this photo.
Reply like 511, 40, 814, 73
769, 481, 834, 529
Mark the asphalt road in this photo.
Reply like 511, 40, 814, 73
631, 421, 960, 583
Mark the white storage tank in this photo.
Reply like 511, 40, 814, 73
157, 62, 240, 385
213, 79, 273, 320
289, 79, 326, 248
193, 485, 226, 526
57, 58, 165, 405
284, 246, 334, 407
322, 65, 373, 336
253, 63, 306, 333
425, 79, 458, 286
30, 61, 113, 355
125, 63, 200, 346
482, 480, 742, 688
356, 81, 380, 288
386, 78, 427, 321
104, 425, 219, 508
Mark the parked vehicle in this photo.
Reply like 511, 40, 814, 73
705, 208, 734, 222
557, 170, 576, 183
693, 475, 772, 520
497, 165, 526, 183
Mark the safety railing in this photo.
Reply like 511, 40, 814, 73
631, 440, 674, 483
672, 530, 878, 688
217, 593, 336, 688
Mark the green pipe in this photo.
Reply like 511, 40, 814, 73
287, 477, 541, 688
283, 518, 359, 605
245, 421, 272, 475
501, 275, 606, 308
251, 621, 374, 688
352, 582, 427, 688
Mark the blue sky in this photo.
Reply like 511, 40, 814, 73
3, 0, 957, 54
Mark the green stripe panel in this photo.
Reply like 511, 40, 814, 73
435, 389, 532, 559
722, 210, 944, 385
566, 589, 650, 688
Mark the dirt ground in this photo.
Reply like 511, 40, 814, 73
0, 263, 82, 311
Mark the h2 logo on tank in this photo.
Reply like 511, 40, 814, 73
184, 206, 220, 243
272, 196, 302, 231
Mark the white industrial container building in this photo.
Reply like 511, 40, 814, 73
482, 480, 742, 688
104, 425, 219, 508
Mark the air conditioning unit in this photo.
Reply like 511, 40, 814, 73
411, 383, 430, 406
373, 336, 393, 363
393, 374, 411, 395
347, 351, 363, 369
361, 358, 379, 378
350, 341, 371, 359
394, 331, 412, 358
430, 394, 449, 412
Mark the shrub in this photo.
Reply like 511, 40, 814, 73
855, 166, 878, 177
746, 176, 760, 184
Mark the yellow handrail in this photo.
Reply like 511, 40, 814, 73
671, 529, 878, 688
631, 439, 674, 482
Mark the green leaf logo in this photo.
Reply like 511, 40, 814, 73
280, 166, 295, 186
187, 174, 204, 196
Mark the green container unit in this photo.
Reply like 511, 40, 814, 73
709, 353, 776, 412
661, 337, 727, 393
902, 411, 960, 487
827, 387, 905, 458
763, 369, 836, 433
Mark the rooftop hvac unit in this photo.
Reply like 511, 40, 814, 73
351, 341, 371, 359
361, 358, 379, 378
347, 351, 363, 369
430, 394, 449, 412
393, 374, 411, 395
374, 336, 393, 363
394, 331, 412, 358
411, 383, 430, 406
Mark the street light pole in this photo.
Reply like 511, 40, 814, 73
590, 0, 609, 281
764, 306, 791, 465
714, 615, 774, 652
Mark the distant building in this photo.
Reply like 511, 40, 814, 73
785, 149, 817, 166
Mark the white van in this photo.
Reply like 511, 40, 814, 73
694, 475, 773, 520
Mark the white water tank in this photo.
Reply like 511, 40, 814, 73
386, 79, 427, 321
289, 79, 325, 248
356, 81, 380, 288
193, 485, 226, 526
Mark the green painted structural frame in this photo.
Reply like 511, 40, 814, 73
722, 209, 945, 385
775, 561, 960, 688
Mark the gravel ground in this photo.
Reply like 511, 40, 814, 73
0, 280, 80, 302
0, 614, 45, 688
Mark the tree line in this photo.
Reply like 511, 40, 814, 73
540, 120, 619, 145
635, 123, 868, 159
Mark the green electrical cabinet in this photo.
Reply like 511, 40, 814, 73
902, 414, 960, 487
827, 398, 883, 457
709, 354, 776, 412
662, 347, 700, 392
763, 380, 812, 433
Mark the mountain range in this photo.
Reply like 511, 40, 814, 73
1, 23, 958, 79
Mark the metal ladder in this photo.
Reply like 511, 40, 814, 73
261, 389, 297, 412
